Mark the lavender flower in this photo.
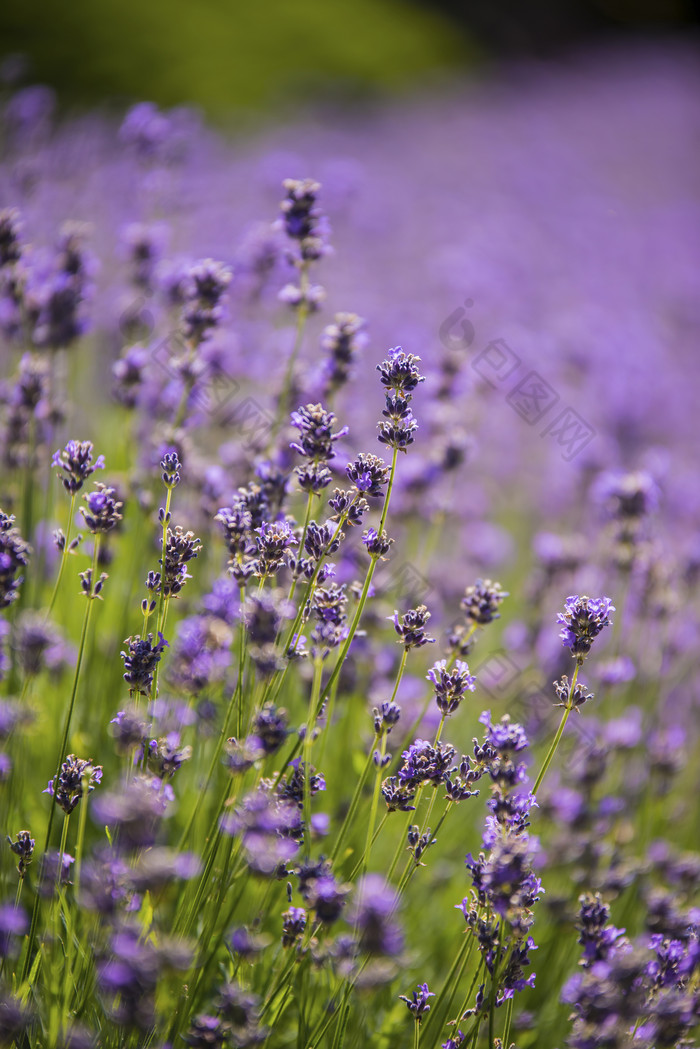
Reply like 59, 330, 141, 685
399, 982, 434, 1022
398, 739, 456, 788
290, 403, 348, 463
158, 525, 202, 596
181, 258, 231, 344
80, 484, 123, 534
349, 874, 404, 957
361, 527, 394, 559
321, 312, 367, 395
0, 207, 22, 267
121, 632, 168, 695
51, 440, 105, 493
346, 452, 390, 497
557, 595, 616, 660
43, 754, 103, 814
554, 675, 594, 710
161, 450, 181, 489
389, 605, 436, 649
7, 829, 34, 876
427, 659, 476, 715
461, 578, 509, 625
281, 906, 307, 948
0, 510, 30, 608
279, 177, 329, 262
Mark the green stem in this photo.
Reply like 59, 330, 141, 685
273, 262, 310, 436
329, 736, 379, 866
22, 536, 101, 983
303, 657, 323, 857
46, 490, 77, 617
532, 661, 580, 796
502, 994, 514, 1048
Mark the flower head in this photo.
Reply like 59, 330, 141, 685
43, 754, 103, 814
51, 440, 105, 493
557, 595, 615, 660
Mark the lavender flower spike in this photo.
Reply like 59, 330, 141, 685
557, 595, 616, 660
399, 982, 435, 1022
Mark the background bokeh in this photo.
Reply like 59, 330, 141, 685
0, 0, 697, 118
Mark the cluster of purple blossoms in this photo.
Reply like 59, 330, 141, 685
93, 774, 175, 851
290, 402, 348, 493
220, 787, 302, 875
458, 712, 541, 1024
43, 754, 103, 815
98, 922, 190, 1031
390, 605, 436, 650
282, 906, 307, 948
7, 829, 35, 877
562, 892, 700, 1048
121, 632, 168, 696
309, 582, 349, 657
320, 312, 367, 398
397, 739, 457, 789
427, 659, 476, 715
447, 577, 509, 656
79, 484, 123, 535
0, 510, 30, 607
557, 595, 615, 661
181, 258, 232, 345
278, 177, 330, 264
1, 352, 54, 469
461, 578, 509, 625
51, 439, 105, 493
28, 223, 96, 350
184, 983, 266, 1048
243, 589, 294, 674
156, 525, 202, 597
399, 982, 434, 1023
348, 874, 404, 959
376, 346, 424, 452
167, 613, 232, 694
254, 519, 297, 578
346, 451, 390, 498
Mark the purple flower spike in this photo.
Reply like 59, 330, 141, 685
557, 595, 616, 660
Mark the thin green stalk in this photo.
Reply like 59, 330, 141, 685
273, 262, 310, 436
420, 933, 475, 1043
358, 648, 408, 875
329, 736, 379, 866
45, 490, 77, 617
21, 537, 101, 983
315, 446, 399, 713
532, 661, 580, 796
303, 657, 324, 858
287, 490, 315, 605
502, 994, 514, 1047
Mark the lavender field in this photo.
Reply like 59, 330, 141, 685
0, 45, 699, 1049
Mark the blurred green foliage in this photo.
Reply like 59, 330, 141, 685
0, 0, 478, 118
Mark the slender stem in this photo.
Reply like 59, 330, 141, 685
22, 537, 101, 983
287, 490, 315, 606
329, 736, 379, 865
303, 657, 323, 857
532, 662, 580, 796
361, 733, 387, 876
273, 262, 310, 436
502, 994, 514, 1047
316, 446, 399, 712
420, 933, 474, 1043
46, 491, 77, 617
148, 486, 173, 707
